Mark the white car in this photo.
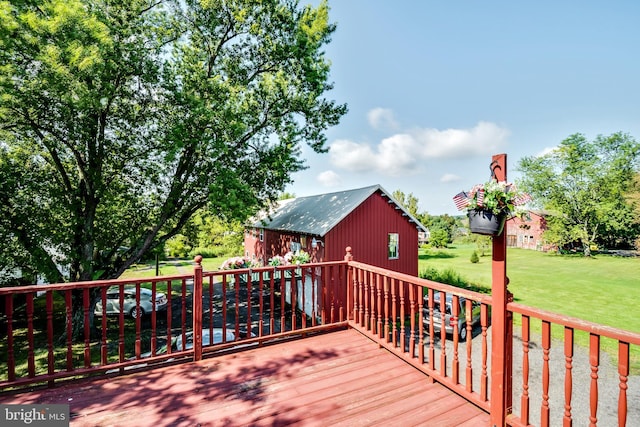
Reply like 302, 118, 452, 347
175, 329, 237, 351
94, 286, 168, 319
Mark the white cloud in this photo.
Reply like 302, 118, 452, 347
367, 108, 399, 130
329, 139, 379, 173
316, 170, 342, 187
412, 121, 510, 158
328, 121, 510, 177
440, 173, 461, 183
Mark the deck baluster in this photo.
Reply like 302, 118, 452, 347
618, 341, 629, 427
439, 292, 447, 377
452, 295, 460, 384
193, 258, 203, 360
234, 273, 241, 336
372, 272, 377, 332
291, 268, 298, 330
311, 267, 317, 327
26, 293, 35, 377
418, 286, 424, 363
208, 276, 214, 336
46, 291, 54, 386
134, 283, 141, 359
258, 273, 265, 335
564, 327, 574, 427
357, 268, 363, 327
383, 276, 390, 342
480, 303, 488, 402
589, 334, 600, 427
521, 315, 530, 425
376, 274, 383, 338
270, 271, 275, 333
6, 295, 15, 381
399, 280, 406, 353
279, 272, 285, 333
541, 320, 551, 427
151, 283, 157, 356
118, 286, 125, 365
409, 283, 416, 358
363, 271, 370, 330
465, 298, 473, 392
166, 281, 173, 354
428, 288, 435, 372
181, 280, 188, 344
26, 294, 38, 377
248, 274, 255, 334
391, 278, 398, 347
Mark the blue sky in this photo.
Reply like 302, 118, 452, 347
285, 1, 640, 215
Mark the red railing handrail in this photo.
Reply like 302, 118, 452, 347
509, 302, 640, 345
0, 274, 192, 294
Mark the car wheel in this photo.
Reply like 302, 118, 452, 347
459, 324, 468, 341
130, 306, 145, 319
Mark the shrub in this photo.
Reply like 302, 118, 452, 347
419, 267, 467, 287
189, 246, 225, 258
419, 267, 489, 294
470, 251, 479, 263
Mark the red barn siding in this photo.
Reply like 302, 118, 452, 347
245, 230, 326, 264
325, 192, 419, 276
506, 212, 548, 251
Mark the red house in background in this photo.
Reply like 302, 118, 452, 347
244, 185, 428, 276
505, 211, 549, 251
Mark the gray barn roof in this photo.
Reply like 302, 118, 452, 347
251, 185, 428, 236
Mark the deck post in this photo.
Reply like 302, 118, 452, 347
193, 255, 203, 361
489, 153, 513, 426
344, 247, 354, 321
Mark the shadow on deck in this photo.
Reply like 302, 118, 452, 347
1, 329, 489, 426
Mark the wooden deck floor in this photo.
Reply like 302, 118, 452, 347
0, 329, 489, 426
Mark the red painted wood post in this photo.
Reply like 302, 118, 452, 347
344, 247, 354, 321
193, 255, 203, 361
490, 153, 513, 426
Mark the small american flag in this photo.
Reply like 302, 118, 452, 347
453, 191, 469, 210
476, 189, 485, 207
514, 193, 532, 205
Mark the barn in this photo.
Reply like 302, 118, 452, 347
244, 185, 428, 276
505, 211, 549, 251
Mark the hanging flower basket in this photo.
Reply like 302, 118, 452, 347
453, 180, 532, 236
468, 209, 507, 236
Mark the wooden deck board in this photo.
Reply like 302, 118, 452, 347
0, 329, 489, 426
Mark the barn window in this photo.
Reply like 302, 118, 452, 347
259, 228, 264, 242
388, 233, 399, 259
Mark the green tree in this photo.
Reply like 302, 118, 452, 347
392, 189, 430, 226
429, 228, 449, 248
429, 214, 457, 247
518, 132, 640, 256
392, 190, 420, 218
0, 0, 345, 332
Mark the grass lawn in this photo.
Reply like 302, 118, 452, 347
120, 257, 227, 280
420, 243, 640, 371
419, 243, 640, 333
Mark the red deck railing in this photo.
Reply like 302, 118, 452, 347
1, 252, 639, 426
346, 259, 493, 413
0, 261, 349, 391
